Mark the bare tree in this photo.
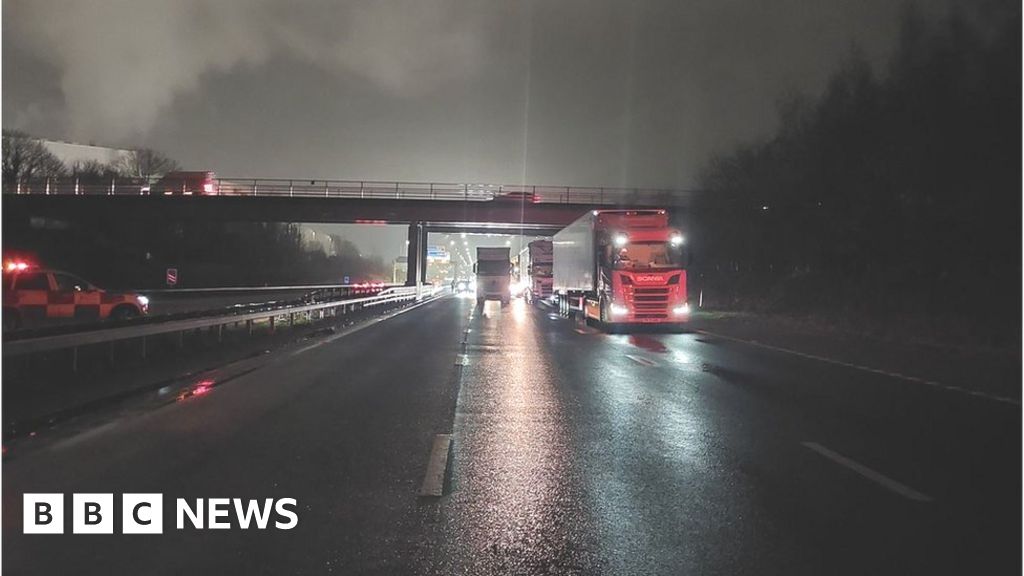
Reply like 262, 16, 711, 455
115, 148, 179, 179
2, 129, 66, 184
69, 159, 120, 182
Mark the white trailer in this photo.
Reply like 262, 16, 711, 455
474, 247, 511, 305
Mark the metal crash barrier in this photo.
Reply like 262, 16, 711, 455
3, 284, 444, 370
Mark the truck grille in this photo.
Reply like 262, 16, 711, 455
630, 287, 669, 319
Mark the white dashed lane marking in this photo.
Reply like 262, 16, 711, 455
419, 434, 453, 497
625, 354, 658, 367
802, 441, 933, 503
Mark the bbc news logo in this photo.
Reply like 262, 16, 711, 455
24, 494, 298, 534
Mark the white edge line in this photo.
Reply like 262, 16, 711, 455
696, 329, 1020, 407
801, 441, 933, 502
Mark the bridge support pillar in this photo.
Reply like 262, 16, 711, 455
420, 229, 429, 285
405, 221, 426, 287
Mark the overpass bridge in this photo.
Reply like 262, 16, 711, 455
3, 177, 697, 286
3, 179, 1019, 576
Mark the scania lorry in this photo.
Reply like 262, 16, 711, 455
552, 209, 689, 327
474, 246, 511, 306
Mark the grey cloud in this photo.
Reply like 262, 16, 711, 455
4, 0, 957, 187
6, 0, 488, 142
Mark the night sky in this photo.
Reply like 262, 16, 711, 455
2, 0, 960, 190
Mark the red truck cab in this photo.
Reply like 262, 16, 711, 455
151, 171, 218, 195
553, 209, 689, 328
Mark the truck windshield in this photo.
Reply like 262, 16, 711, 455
477, 261, 510, 275
614, 242, 683, 270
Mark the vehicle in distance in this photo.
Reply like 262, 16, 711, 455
451, 278, 473, 293
474, 247, 511, 306
553, 209, 689, 327
514, 239, 553, 303
2, 262, 149, 330
145, 171, 219, 195
494, 190, 540, 203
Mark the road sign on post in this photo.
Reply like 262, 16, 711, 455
343, 275, 350, 284
166, 268, 178, 287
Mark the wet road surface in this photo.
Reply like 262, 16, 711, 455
3, 295, 1019, 574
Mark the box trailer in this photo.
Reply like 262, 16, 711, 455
514, 240, 553, 304
474, 246, 511, 305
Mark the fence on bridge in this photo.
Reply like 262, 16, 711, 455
4, 178, 695, 206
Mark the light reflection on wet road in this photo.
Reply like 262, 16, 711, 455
441, 299, 598, 574
2, 295, 1017, 575
440, 300, 789, 574
436, 298, 1018, 575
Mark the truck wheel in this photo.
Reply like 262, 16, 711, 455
501, 297, 510, 306
476, 297, 484, 308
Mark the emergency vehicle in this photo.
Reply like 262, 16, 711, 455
2, 262, 149, 330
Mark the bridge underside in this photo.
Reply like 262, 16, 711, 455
2, 195, 599, 227
2, 194, 673, 287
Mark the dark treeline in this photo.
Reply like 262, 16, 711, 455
137, 222, 390, 287
3, 135, 391, 287
7, 219, 390, 288
691, 2, 1020, 346
1, 130, 180, 183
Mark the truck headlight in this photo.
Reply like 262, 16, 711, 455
673, 303, 690, 315
613, 233, 628, 247
610, 304, 629, 316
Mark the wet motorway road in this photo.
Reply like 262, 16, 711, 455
2, 295, 1019, 575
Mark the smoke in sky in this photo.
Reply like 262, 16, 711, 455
5, 0, 487, 143
2, 0, 972, 187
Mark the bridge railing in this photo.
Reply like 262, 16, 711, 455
5, 178, 693, 206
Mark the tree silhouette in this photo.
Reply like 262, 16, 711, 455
693, 2, 1020, 344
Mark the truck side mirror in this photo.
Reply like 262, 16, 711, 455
473, 263, 478, 274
